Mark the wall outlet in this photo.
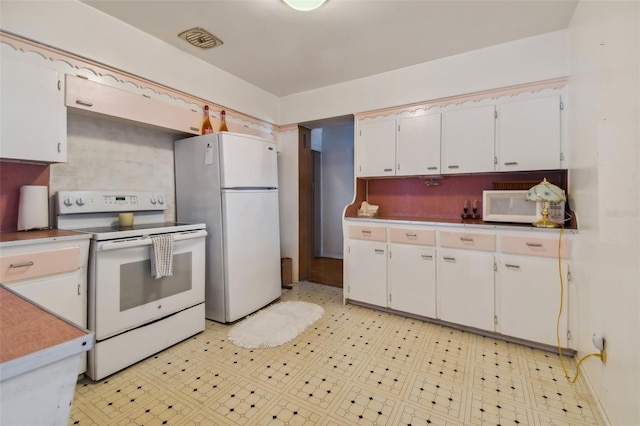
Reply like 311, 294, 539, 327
592, 333, 604, 351
592, 333, 606, 363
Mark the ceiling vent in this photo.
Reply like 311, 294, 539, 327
178, 27, 223, 50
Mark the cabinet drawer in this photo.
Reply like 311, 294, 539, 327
389, 227, 435, 246
500, 235, 570, 259
348, 225, 387, 242
440, 231, 496, 252
0, 247, 81, 283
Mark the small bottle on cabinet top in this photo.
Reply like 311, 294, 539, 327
219, 110, 229, 132
201, 105, 213, 135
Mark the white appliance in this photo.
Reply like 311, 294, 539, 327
482, 189, 565, 224
174, 132, 282, 323
56, 190, 207, 380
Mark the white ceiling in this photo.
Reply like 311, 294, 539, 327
81, 0, 577, 98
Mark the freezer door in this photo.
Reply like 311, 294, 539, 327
219, 133, 278, 188
222, 189, 281, 322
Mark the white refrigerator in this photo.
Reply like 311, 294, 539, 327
174, 132, 281, 322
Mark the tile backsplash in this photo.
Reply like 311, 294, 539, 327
49, 113, 179, 222
0, 162, 49, 231
363, 170, 568, 219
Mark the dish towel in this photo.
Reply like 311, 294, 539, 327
150, 234, 174, 279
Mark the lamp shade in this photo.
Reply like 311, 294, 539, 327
525, 178, 566, 203
283, 0, 327, 11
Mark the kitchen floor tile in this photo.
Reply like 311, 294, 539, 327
69, 281, 604, 426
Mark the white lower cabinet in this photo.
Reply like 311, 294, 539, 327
437, 249, 496, 331
497, 255, 569, 347
344, 220, 573, 349
345, 238, 388, 307
388, 244, 436, 318
0, 237, 90, 373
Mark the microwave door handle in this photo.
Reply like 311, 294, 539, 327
97, 229, 207, 251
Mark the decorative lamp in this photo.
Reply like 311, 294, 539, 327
525, 178, 566, 228
282, 0, 327, 11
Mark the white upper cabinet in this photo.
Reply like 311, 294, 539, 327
0, 52, 67, 163
357, 113, 441, 177
356, 117, 397, 177
496, 95, 562, 171
396, 113, 441, 176
441, 105, 496, 174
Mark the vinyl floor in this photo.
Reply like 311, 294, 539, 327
69, 282, 604, 425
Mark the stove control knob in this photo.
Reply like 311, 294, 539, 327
158, 195, 165, 205
150, 195, 157, 205
63, 196, 74, 207
76, 197, 85, 207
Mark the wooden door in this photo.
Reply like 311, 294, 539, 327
298, 126, 312, 281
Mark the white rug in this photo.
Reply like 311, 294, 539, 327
227, 301, 324, 349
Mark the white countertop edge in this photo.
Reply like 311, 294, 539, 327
0, 332, 94, 382
0, 232, 92, 248
344, 217, 578, 234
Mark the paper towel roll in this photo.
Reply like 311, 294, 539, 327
17, 185, 49, 231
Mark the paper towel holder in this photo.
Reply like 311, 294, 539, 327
17, 185, 50, 231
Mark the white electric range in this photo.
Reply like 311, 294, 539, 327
56, 190, 207, 380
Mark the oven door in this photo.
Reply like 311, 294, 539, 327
90, 229, 206, 340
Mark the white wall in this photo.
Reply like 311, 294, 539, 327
279, 30, 569, 125
320, 124, 354, 258
277, 129, 300, 282
0, 0, 279, 123
568, 2, 640, 425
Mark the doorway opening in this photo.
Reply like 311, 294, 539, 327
298, 116, 354, 288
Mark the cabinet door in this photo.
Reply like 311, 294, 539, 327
0, 54, 66, 162
388, 244, 436, 318
6, 273, 84, 328
496, 96, 561, 171
345, 239, 387, 306
396, 114, 441, 176
356, 118, 396, 177
497, 256, 569, 347
441, 105, 495, 174
66, 75, 201, 135
437, 249, 495, 331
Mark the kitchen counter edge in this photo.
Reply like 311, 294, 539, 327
344, 216, 578, 234
0, 229, 92, 247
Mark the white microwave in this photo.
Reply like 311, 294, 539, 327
482, 190, 565, 224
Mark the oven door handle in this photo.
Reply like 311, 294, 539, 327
96, 229, 208, 251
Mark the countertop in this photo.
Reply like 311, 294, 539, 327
0, 229, 91, 247
345, 214, 578, 232
0, 286, 93, 380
